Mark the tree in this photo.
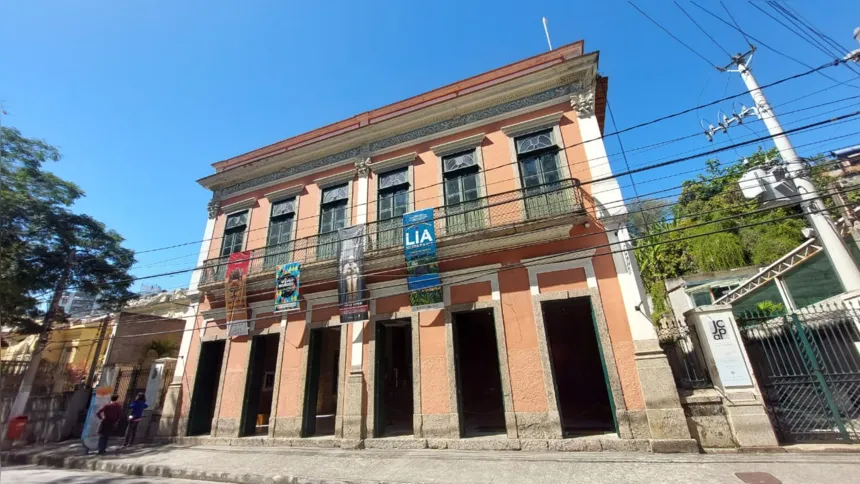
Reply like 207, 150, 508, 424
635, 147, 808, 320
0, 126, 136, 332
626, 198, 670, 237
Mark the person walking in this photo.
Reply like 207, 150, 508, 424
124, 393, 148, 447
95, 394, 122, 455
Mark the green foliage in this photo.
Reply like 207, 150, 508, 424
147, 339, 179, 358
0, 126, 136, 331
756, 300, 786, 316
634, 147, 813, 320
686, 229, 746, 273
626, 198, 670, 237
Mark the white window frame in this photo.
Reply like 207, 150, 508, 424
501, 112, 573, 220
432, 133, 487, 233
220, 197, 256, 254
370, 152, 416, 218
264, 185, 303, 251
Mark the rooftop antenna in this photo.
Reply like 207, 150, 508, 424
542, 17, 553, 50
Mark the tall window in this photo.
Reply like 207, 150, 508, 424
515, 129, 570, 219
377, 168, 409, 249
442, 150, 484, 234
318, 184, 349, 260
221, 211, 248, 257
264, 198, 296, 269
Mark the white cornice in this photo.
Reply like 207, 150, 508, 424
265, 184, 304, 202
314, 169, 355, 188
501, 111, 565, 137
201, 54, 599, 197
370, 152, 416, 174
222, 198, 256, 214
431, 133, 486, 157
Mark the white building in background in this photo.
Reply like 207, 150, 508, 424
58, 291, 102, 318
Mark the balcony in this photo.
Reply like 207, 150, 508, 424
198, 179, 586, 290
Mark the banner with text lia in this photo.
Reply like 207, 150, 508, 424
403, 208, 443, 311
275, 262, 301, 313
225, 251, 251, 337
338, 225, 368, 323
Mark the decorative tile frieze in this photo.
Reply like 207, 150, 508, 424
216, 81, 584, 200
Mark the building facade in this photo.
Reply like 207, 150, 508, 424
160, 42, 693, 450
59, 290, 102, 318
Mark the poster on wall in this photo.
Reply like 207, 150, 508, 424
275, 262, 301, 313
225, 251, 251, 337
81, 366, 118, 453
403, 208, 444, 311
338, 225, 368, 323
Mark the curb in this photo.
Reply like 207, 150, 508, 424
1, 450, 394, 484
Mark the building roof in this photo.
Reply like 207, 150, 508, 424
198, 41, 601, 197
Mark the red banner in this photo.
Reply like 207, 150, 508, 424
225, 251, 251, 337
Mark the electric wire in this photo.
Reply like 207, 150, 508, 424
34, 188, 860, 347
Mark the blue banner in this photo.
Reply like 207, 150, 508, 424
275, 262, 301, 313
403, 208, 444, 311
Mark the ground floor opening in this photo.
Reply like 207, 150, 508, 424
542, 297, 615, 437
187, 340, 226, 436
302, 326, 341, 437
374, 320, 413, 437
453, 309, 506, 437
240, 333, 280, 436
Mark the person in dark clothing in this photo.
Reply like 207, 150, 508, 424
124, 393, 148, 447
95, 394, 122, 455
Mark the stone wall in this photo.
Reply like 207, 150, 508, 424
0, 387, 90, 443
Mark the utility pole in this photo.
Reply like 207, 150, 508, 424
728, 50, 860, 292
85, 313, 111, 388
6, 250, 76, 419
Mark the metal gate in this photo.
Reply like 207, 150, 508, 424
738, 303, 860, 443
112, 364, 151, 436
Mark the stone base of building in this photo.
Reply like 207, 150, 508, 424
154, 435, 698, 453
678, 389, 779, 450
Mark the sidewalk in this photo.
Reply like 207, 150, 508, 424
4, 441, 860, 484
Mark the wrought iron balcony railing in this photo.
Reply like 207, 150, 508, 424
198, 179, 583, 287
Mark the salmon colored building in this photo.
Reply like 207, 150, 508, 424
159, 41, 695, 452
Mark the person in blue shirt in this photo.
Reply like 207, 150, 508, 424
124, 393, 148, 447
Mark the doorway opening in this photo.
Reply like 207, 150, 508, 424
187, 340, 226, 436
374, 321, 413, 437
453, 309, 506, 437
240, 333, 280, 436
302, 326, 342, 437
542, 297, 616, 437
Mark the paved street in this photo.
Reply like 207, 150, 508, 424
6, 442, 860, 484
0, 465, 220, 484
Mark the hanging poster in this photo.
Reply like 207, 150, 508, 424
275, 262, 301, 313
81, 366, 118, 453
225, 251, 251, 337
338, 225, 368, 323
403, 208, 444, 311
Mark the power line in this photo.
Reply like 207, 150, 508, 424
128, 71, 858, 263
40, 126, 860, 326
629, 1, 721, 70
721, 1, 753, 48
65, 111, 860, 292
674, 1, 732, 58
690, 1, 860, 90
34, 189, 860, 346
750, 2, 834, 59
767, 1, 860, 79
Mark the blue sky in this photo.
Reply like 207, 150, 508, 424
3, 1, 860, 292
